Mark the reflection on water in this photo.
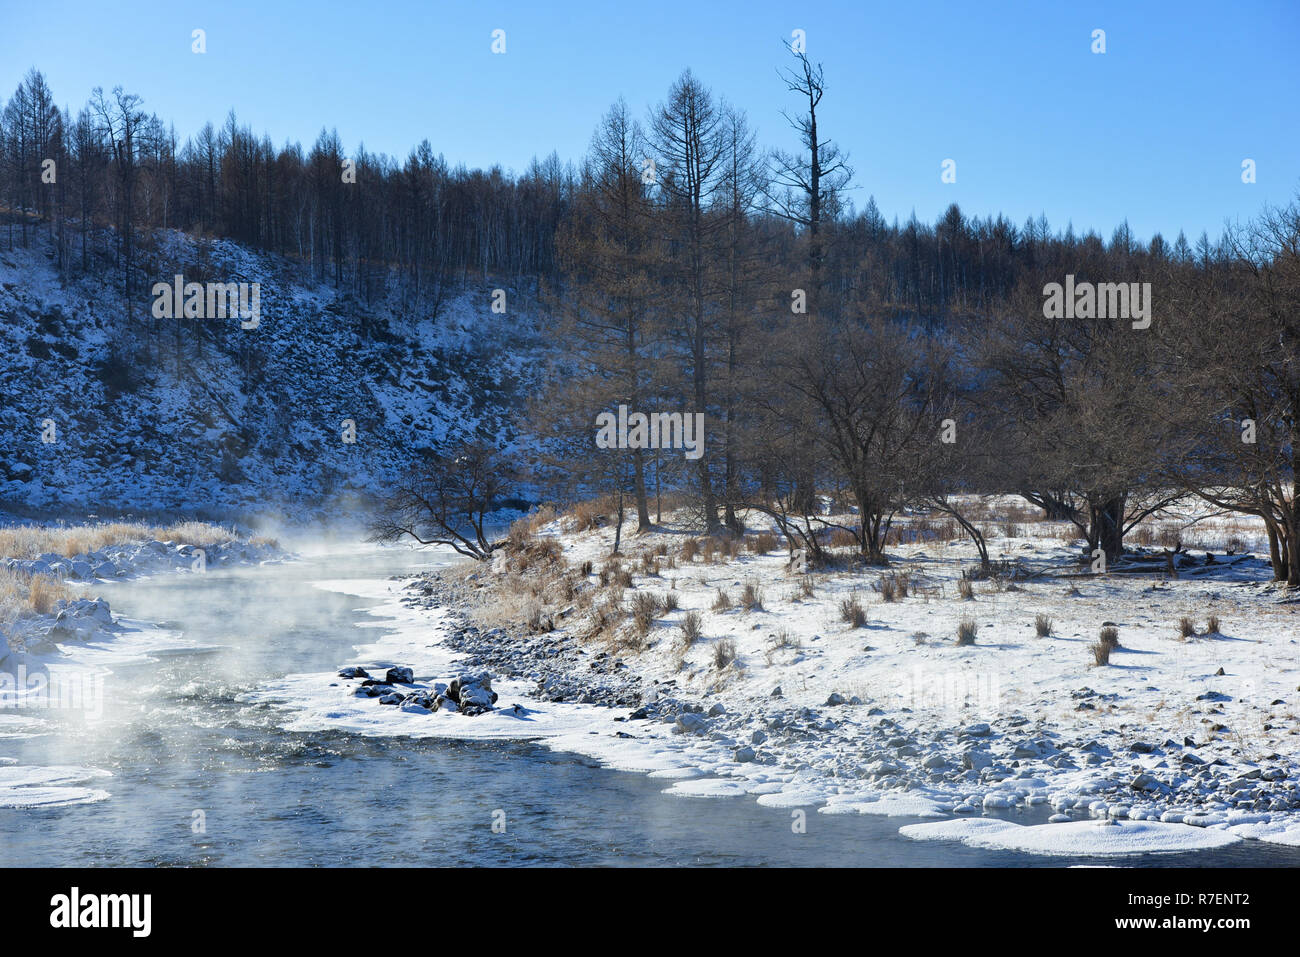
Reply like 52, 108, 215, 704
2, 542, 1298, 867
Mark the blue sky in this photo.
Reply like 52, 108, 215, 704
2, 0, 1296, 242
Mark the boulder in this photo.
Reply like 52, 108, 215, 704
674, 712, 708, 735
448, 673, 497, 715
384, 666, 415, 685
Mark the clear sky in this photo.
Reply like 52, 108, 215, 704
2, 0, 1296, 243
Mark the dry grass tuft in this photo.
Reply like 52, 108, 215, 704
839, 594, 867, 628
955, 617, 978, 646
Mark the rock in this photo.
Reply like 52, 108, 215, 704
825, 692, 846, 706
338, 666, 370, 679
674, 713, 708, 735
734, 746, 756, 763
962, 750, 992, 771
962, 722, 992, 737
447, 673, 498, 715
770, 686, 783, 698
922, 754, 948, 770
385, 667, 415, 685
751, 729, 768, 745
1214, 667, 1226, 676
378, 693, 405, 705
1129, 741, 1157, 754
708, 703, 726, 717
1131, 772, 1163, 791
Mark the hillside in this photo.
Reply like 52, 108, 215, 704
0, 230, 544, 521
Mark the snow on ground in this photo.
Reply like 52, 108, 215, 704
244, 504, 1300, 857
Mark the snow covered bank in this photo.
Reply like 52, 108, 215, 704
243, 506, 1300, 857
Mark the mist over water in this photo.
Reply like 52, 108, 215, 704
2, 539, 1297, 867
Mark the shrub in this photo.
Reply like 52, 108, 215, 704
839, 595, 866, 628
1090, 641, 1112, 666
661, 591, 680, 613
1099, 625, 1120, 649
580, 559, 593, 577
712, 588, 732, 612
955, 618, 978, 646
798, 575, 816, 599
749, 531, 778, 554
957, 579, 975, 601
629, 591, 660, 634
680, 610, 703, 646
680, 539, 699, 563
1177, 616, 1196, 639
1206, 614, 1221, 635
1035, 613, 1053, 638
713, 637, 737, 670
740, 581, 764, 612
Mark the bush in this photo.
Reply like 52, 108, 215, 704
680, 539, 699, 563
711, 588, 732, 612
629, 591, 660, 634
740, 581, 764, 612
955, 618, 978, 646
957, 579, 975, 601
1099, 625, 1120, 649
1035, 613, 1053, 637
1206, 614, 1221, 635
1091, 641, 1112, 666
1177, 616, 1196, 639
713, 637, 737, 669
839, 595, 866, 628
680, 610, 703, 646
661, 591, 680, 613
749, 532, 778, 554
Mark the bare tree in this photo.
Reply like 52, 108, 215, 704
369, 442, 518, 560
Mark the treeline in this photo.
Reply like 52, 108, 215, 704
3, 62, 1222, 326
521, 57, 1300, 586
3, 60, 1298, 584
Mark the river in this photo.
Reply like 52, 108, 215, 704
2, 541, 1297, 867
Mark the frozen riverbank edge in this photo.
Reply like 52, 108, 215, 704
261, 558, 1300, 860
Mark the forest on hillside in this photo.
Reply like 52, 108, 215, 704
3, 51, 1299, 582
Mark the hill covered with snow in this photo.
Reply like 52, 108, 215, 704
0, 230, 545, 522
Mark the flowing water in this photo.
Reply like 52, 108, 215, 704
3, 542, 1298, 867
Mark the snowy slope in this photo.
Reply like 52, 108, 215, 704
0, 230, 545, 519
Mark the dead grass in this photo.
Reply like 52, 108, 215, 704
0, 568, 73, 623
713, 637, 737, 669
839, 593, 867, 628
680, 610, 703, 647
0, 521, 251, 560
955, 617, 978, 646
1035, 613, 1053, 638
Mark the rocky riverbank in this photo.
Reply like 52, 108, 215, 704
343, 526, 1300, 852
